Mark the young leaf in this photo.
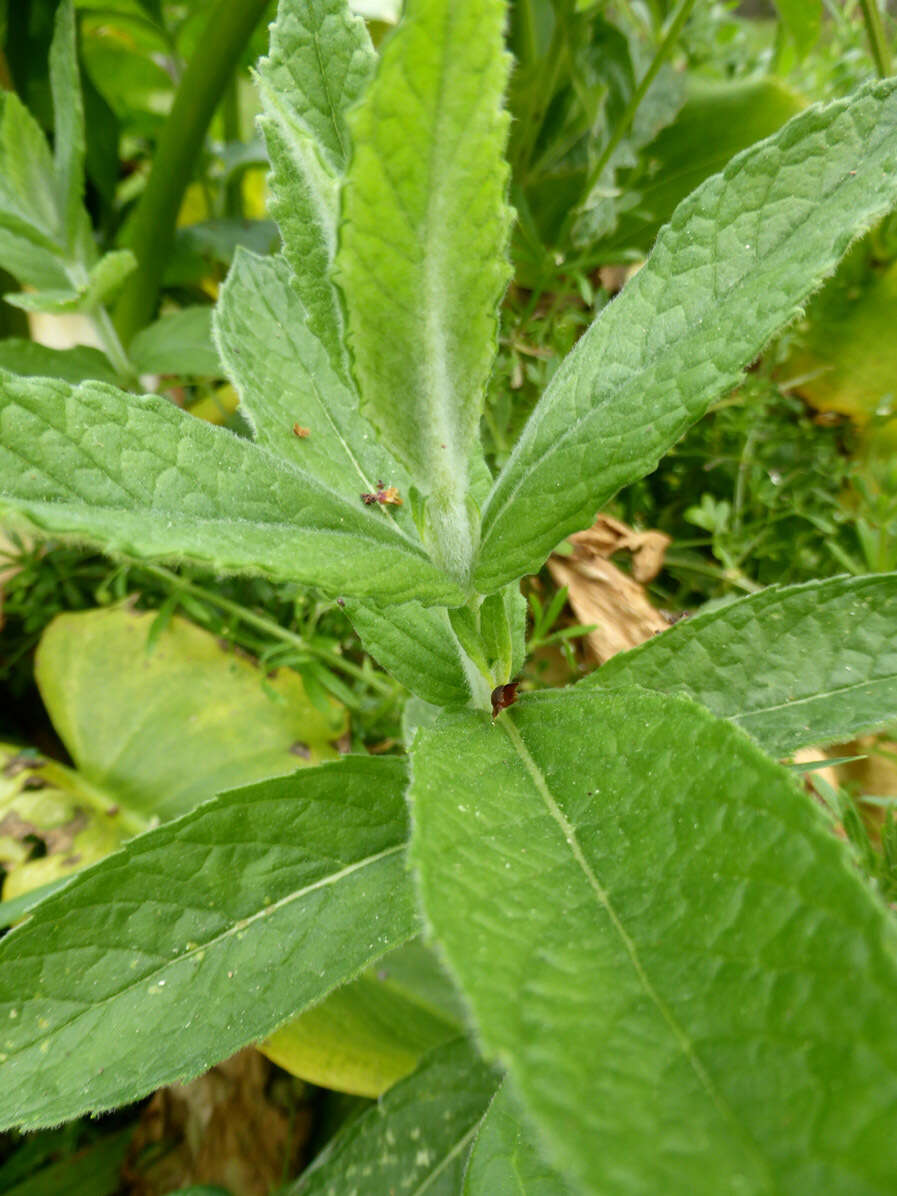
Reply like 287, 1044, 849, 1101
338, 0, 512, 578
346, 598, 473, 708
291, 1039, 498, 1195
0, 756, 417, 1129
4, 249, 136, 314
410, 691, 897, 1193
0, 371, 464, 606
464, 1081, 573, 1195
580, 574, 897, 757
475, 78, 897, 593
35, 607, 344, 823
128, 306, 221, 377
215, 248, 411, 511
257, 0, 374, 374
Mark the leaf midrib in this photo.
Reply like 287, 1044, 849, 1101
3, 842, 406, 1061
500, 713, 774, 1188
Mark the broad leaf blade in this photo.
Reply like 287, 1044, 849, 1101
0, 340, 118, 385
0, 756, 416, 1129
464, 1081, 573, 1195
475, 78, 897, 592
291, 1039, 498, 1195
35, 607, 345, 823
410, 691, 897, 1193
0, 372, 464, 606
257, 0, 374, 374
215, 249, 411, 515
581, 574, 897, 757
130, 306, 220, 377
338, 0, 512, 572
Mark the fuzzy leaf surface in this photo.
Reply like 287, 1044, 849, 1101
465, 1081, 572, 1195
257, 0, 373, 373
581, 574, 897, 757
0, 756, 416, 1128
0, 372, 463, 606
292, 1039, 498, 1194
475, 78, 897, 592
214, 249, 411, 516
410, 690, 897, 1193
338, 0, 511, 522
346, 598, 472, 708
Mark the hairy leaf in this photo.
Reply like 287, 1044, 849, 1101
0, 372, 464, 606
410, 691, 897, 1193
475, 78, 897, 592
292, 1039, 498, 1194
581, 574, 897, 757
35, 607, 344, 823
465, 1081, 572, 1195
215, 249, 411, 518
338, 0, 512, 576
346, 598, 473, 708
0, 756, 416, 1128
257, 0, 373, 373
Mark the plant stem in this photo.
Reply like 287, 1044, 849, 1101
113, 0, 270, 344
859, 0, 892, 79
138, 563, 395, 695
574, 0, 696, 218
93, 304, 140, 386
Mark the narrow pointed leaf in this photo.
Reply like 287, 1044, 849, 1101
0, 756, 417, 1129
465, 1081, 573, 1195
410, 691, 897, 1193
475, 78, 897, 592
338, 0, 512, 550
0, 372, 463, 606
257, 0, 374, 373
48, 0, 88, 256
291, 1039, 498, 1195
582, 574, 897, 757
215, 249, 411, 515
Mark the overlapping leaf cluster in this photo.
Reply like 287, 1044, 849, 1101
1, 0, 897, 1191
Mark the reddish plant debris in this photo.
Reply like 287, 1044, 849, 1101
292, 423, 310, 438
490, 681, 519, 720
361, 480, 403, 507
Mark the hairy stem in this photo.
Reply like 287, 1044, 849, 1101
113, 0, 270, 344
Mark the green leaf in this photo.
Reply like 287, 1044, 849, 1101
410, 690, 897, 1193
0, 371, 464, 606
600, 77, 805, 260
215, 249, 411, 512
35, 606, 345, 823
257, 0, 374, 375
465, 1081, 573, 1195
0, 1126, 131, 1196
0, 340, 119, 385
0, 756, 417, 1129
48, 0, 88, 256
346, 598, 473, 708
580, 574, 897, 757
474, 78, 897, 593
129, 306, 221, 377
291, 1039, 498, 1195
0, 91, 71, 290
4, 249, 136, 314
261, 940, 461, 1097
338, 0, 512, 578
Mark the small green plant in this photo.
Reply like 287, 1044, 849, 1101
2, 1, 897, 1190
